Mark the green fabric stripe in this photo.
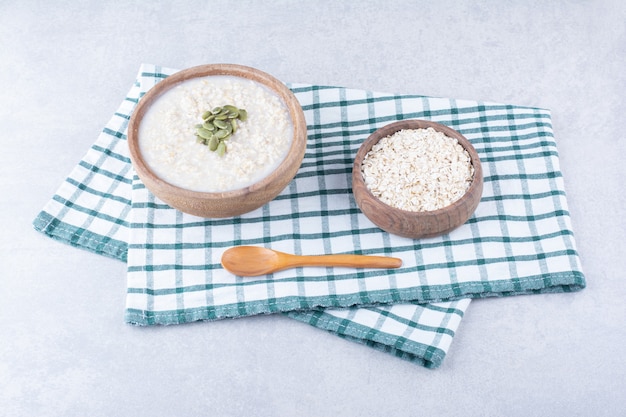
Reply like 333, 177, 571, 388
65, 177, 132, 205
91, 144, 131, 163
128, 228, 575, 253
33, 212, 128, 261
421, 302, 466, 316
50, 195, 130, 227
77, 160, 133, 184
126, 267, 583, 301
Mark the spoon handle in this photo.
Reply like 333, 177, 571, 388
282, 253, 402, 270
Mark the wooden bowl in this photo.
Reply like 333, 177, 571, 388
352, 120, 483, 239
127, 64, 307, 218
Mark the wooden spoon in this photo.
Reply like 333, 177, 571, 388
221, 246, 403, 277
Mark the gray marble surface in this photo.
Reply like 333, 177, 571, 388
1, 1, 625, 416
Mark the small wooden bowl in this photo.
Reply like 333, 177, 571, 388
352, 120, 483, 239
127, 64, 307, 218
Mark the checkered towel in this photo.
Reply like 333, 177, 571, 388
33, 64, 584, 368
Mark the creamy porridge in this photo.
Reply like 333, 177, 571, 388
138, 75, 293, 192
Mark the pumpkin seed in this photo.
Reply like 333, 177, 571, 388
195, 105, 246, 156
196, 127, 213, 139
215, 129, 230, 139
208, 136, 219, 151
213, 119, 228, 130
216, 141, 226, 156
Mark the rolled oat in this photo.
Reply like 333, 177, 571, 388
361, 127, 474, 212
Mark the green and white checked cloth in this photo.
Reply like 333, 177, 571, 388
33, 64, 585, 368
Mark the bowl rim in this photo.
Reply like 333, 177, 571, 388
127, 63, 307, 200
352, 119, 483, 217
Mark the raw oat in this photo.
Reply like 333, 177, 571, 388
361, 127, 474, 212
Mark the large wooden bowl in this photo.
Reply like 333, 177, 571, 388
352, 120, 483, 239
127, 64, 307, 218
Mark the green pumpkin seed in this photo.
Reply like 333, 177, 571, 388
196, 105, 246, 156
213, 119, 228, 129
216, 141, 226, 156
196, 127, 213, 139
215, 129, 230, 139
225, 107, 239, 118
208, 136, 219, 151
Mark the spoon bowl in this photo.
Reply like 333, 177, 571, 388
221, 246, 402, 277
